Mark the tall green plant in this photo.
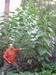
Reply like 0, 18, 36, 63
0, 0, 55, 70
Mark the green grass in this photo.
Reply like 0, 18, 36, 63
8, 72, 33, 75
7, 71, 56, 75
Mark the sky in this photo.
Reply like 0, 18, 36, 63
0, 0, 22, 16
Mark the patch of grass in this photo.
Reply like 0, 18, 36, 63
8, 71, 39, 75
7, 70, 56, 75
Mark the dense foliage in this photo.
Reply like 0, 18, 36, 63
0, 0, 56, 74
